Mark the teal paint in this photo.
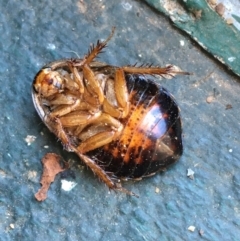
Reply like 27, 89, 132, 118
145, 0, 240, 76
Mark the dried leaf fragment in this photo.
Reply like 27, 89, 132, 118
35, 153, 68, 201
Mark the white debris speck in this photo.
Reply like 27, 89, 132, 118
206, 95, 215, 103
25, 135, 36, 145
155, 187, 160, 193
228, 57, 236, 62
27, 170, 37, 181
180, 40, 185, 46
61, 180, 77, 191
188, 226, 196, 232
0, 170, 7, 177
10, 223, 15, 229
121, 2, 132, 11
47, 43, 56, 50
229, 149, 233, 153
44, 145, 49, 149
187, 168, 195, 179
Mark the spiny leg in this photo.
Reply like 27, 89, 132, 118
71, 27, 115, 67
122, 65, 191, 77
52, 117, 136, 196
46, 117, 74, 151
75, 152, 137, 196
84, 26, 115, 65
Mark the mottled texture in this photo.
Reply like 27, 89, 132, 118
0, 0, 240, 240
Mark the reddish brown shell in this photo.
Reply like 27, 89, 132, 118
32, 27, 187, 195
32, 61, 183, 185
87, 74, 183, 179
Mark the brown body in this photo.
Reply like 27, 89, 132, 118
88, 75, 182, 179
32, 28, 188, 195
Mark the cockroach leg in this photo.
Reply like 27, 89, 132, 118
89, 113, 123, 133
45, 116, 129, 195
84, 27, 115, 65
67, 63, 85, 94
53, 113, 135, 195
77, 131, 117, 153
45, 117, 73, 151
59, 110, 102, 127
114, 68, 130, 110
122, 65, 191, 76
103, 68, 130, 118
73, 149, 136, 196
50, 99, 82, 117
82, 64, 104, 104
49, 93, 78, 106
71, 27, 115, 67
77, 113, 123, 153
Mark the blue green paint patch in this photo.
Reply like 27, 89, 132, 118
144, 0, 240, 76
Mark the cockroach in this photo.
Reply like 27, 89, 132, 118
32, 28, 190, 195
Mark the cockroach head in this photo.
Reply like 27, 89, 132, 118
33, 68, 64, 97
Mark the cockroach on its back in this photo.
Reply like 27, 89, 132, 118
32, 28, 190, 196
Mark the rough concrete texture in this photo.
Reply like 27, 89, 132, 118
0, 0, 240, 240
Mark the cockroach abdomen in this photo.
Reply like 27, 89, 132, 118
87, 75, 183, 179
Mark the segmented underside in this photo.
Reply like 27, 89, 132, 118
87, 75, 183, 179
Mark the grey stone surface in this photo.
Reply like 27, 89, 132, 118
0, 0, 240, 240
